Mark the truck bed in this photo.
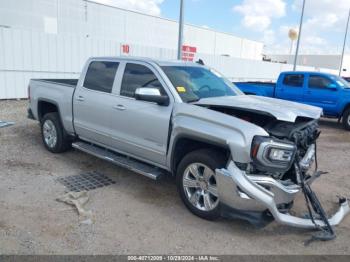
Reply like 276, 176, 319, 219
29, 78, 77, 134
234, 81, 276, 97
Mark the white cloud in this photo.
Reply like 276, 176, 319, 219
293, 0, 349, 19
279, 25, 297, 36
263, 0, 350, 54
262, 29, 276, 45
304, 36, 327, 46
243, 16, 271, 31
295, 0, 350, 53
92, 0, 163, 16
294, 1, 350, 35
233, 0, 286, 31
263, 25, 329, 54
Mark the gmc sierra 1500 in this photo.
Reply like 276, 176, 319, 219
28, 57, 349, 241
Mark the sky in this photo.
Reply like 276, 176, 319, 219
94, 0, 350, 55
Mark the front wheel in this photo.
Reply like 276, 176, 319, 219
176, 149, 226, 220
342, 109, 350, 131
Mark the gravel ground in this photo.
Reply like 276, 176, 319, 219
0, 99, 350, 255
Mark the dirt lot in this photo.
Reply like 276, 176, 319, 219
0, 99, 350, 255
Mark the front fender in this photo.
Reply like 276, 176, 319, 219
167, 103, 269, 167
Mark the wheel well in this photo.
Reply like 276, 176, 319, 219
342, 104, 350, 116
38, 101, 59, 121
171, 137, 230, 174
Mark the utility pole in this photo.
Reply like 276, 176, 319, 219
339, 9, 350, 76
293, 0, 306, 71
177, 0, 184, 60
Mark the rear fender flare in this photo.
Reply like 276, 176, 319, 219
37, 98, 68, 135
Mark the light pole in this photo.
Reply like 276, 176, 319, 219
293, 0, 306, 71
177, 0, 184, 60
339, 9, 350, 76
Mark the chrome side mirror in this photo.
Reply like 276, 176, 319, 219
327, 83, 337, 90
135, 88, 169, 106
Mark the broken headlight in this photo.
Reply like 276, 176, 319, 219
251, 136, 296, 172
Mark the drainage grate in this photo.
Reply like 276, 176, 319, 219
0, 121, 15, 128
57, 171, 116, 192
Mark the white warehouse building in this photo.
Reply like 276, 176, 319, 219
0, 0, 265, 99
0, 0, 338, 99
265, 54, 350, 77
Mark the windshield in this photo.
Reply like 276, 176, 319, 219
329, 75, 350, 88
161, 66, 242, 102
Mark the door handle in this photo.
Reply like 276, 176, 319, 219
113, 104, 126, 111
76, 96, 85, 101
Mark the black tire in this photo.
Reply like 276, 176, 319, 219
342, 109, 350, 131
41, 112, 71, 153
176, 149, 226, 220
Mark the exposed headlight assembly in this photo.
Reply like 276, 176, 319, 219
251, 136, 296, 172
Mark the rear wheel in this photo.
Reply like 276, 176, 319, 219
176, 149, 226, 220
342, 109, 350, 130
41, 112, 71, 153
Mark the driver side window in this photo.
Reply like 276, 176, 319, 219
120, 63, 166, 98
308, 75, 332, 89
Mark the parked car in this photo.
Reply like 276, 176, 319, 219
235, 71, 350, 130
27, 57, 349, 238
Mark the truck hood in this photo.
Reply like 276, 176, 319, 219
194, 95, 322, 123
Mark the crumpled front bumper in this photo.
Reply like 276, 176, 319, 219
216, 161, 350, 229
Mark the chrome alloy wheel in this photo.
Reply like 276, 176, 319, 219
347, 114, 350, 126
182, 163, 219, 211
43, 119, 57, 148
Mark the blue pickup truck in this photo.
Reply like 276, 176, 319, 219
235, 71, 350, 130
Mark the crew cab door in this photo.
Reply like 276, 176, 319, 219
275, 73, 305, 102
73, 60, 119, 145
109, 62, 173, 166
303, 74, 339, 116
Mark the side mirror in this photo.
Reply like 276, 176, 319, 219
135, 88, 169, 106
327, 83, 337, 90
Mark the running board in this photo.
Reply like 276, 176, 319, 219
72, 141, 164, 180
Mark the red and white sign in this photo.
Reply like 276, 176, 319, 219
121, 44, 130, 55
182, 45, 197, 62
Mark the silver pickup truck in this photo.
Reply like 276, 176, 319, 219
28, 57, 349, 239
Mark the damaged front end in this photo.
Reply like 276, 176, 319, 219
216, 118, 350, 243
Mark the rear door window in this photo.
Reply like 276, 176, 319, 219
282, 74, 304, 87
83, 61, 119, 93
120, 63, 165, 98
308, 75, 332, 89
